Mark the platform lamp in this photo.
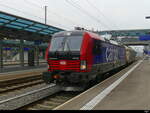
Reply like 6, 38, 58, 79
145, 16, 150, 19
43, 0, 47, 25
44, 6, 47, 25
145, 16, 150, 58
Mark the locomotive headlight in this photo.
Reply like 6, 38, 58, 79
47, 64, 49, 69
80, 60, 87, 70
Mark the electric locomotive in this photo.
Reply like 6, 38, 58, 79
43, 30, 128, 88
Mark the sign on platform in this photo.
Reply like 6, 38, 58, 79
34, 40, 42, 45
139, 35, 150, 41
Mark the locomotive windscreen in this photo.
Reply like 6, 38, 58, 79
50, 36, 83, 52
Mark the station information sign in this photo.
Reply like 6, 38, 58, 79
34, 40, 42, 45
139, 35, 150, 41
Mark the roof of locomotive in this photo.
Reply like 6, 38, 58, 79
53, 30, 84, 37
53, 30, 125, 47
53, 30, 105, 41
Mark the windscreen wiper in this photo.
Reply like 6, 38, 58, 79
65, 40, 72, 58
54, 42, 63, 56
54, 38, 66, 55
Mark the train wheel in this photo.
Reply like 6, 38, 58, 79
95, 74, 103, 83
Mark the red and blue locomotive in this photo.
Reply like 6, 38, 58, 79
43, 30, 135, 88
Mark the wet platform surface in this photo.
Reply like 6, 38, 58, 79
55, 60, 150, 110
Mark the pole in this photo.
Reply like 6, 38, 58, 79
0, 38, 3, 71
20, 39, 24, 67
145, 16, 150, 61
149, 42, 150, 64
45, 6, 47, 25
146, 16, 150, 19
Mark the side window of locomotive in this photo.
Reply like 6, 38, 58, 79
93, 39, 101, 55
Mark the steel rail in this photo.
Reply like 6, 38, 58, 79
0, 84, 61, 110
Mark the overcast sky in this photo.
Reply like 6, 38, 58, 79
0, 0, 150, 31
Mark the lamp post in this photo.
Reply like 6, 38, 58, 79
145, 16, 150, 61
145, 16, 150, 19
44, 6, 47, 25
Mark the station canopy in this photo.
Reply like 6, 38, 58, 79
0, 11, 65, 42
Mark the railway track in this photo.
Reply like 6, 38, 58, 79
0, 74, 82, 110
0, 74, 43, 94
0, 84, 61, 110
21, 91, 81, 110
19, 66, 127, 110
0, 68, 47, 94
0, 62, 135, 110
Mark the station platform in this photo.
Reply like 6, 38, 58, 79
0, 64, 47, 81
0, 64, 47, 73
55, 59, 150, 110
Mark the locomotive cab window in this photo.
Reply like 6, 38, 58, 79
93, 39, 101, 55
64, 36, 83, 51
49, 35, 83, 52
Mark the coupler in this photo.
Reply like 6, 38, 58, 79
42, 72, 53, 84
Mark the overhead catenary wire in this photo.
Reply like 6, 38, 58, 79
29, 0, 79, 25
1, 0, 115, 31
71, 0, 112, 30
65, 0, 112, 30
24, 0, 82, 28
23, 0, 41, 9
0, 3, 70, 30
64, 0, 95, 29
23, 0, 73, 29
86, 0, 119, 30
21, 0, 103, 28
65, 0, 100, 26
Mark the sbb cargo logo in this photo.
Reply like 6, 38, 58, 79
106, 47, 113, 62
106, 47, 118, 62
60, 61, 67, 65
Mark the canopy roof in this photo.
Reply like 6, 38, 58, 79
0, 11, 65, 42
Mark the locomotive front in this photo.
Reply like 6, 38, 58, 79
43, 31, 91, 85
